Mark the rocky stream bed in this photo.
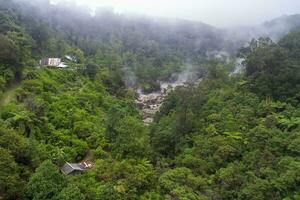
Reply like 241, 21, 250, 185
135, 82, 186, 124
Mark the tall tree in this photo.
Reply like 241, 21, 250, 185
26, 160, 67, 200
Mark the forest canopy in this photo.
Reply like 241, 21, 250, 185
0, 0, 300, 199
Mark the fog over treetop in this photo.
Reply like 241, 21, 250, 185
50, 0, 300, 27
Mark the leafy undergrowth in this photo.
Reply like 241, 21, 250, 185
0, 84, 19, 107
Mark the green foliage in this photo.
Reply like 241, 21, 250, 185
0, 126, 32, 164
93, 158, 156, 199
279, 30, 300, 60
26, 160, 67, 200
97, 183, 123, 200
239, 34, 300, 103
0, 34, 19, 66
0, 147, 24, 200
151, 56, 300, 199
108, 116, 150, 159
1, 1, 300, 199
159, 167, 209, 199
55, 184, 85, 200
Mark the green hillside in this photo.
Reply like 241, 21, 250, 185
0, 0, 300, 199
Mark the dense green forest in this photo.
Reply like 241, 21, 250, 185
1, 0, 300, 199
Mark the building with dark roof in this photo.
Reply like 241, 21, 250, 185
60, 162, 91, 175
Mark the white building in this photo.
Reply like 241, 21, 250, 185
40, 58, 61, 67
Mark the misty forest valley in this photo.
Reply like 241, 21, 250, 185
1, 0, 300, 199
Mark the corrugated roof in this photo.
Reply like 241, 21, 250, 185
60, 162, 86, 175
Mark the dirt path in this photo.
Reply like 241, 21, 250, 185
81, 150, 94, 163
0, 84, 19, 107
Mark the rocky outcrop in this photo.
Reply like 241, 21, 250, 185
135, 82, 184, 124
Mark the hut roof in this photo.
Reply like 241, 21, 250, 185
60, 162, 86, 175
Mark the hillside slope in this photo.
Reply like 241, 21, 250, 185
0, 0, 300, 199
